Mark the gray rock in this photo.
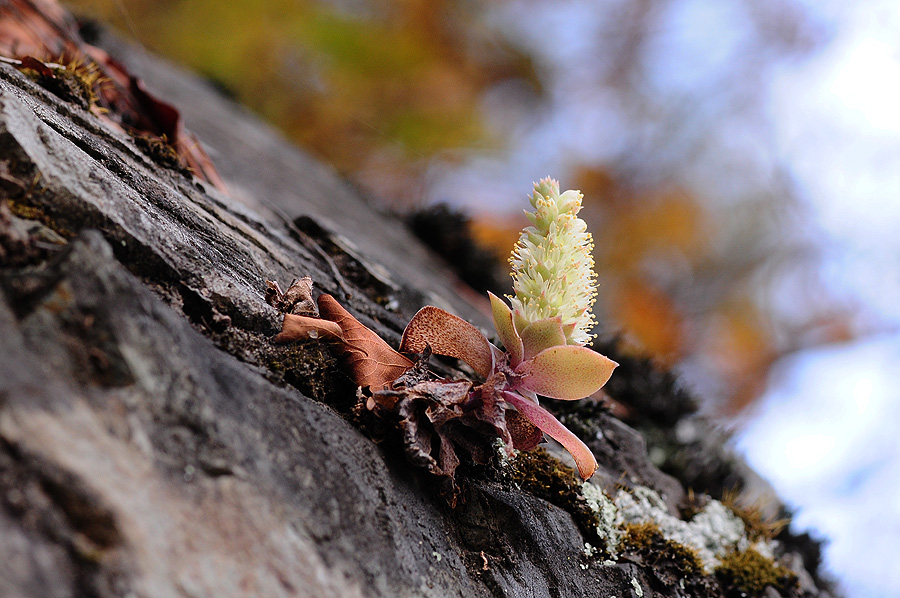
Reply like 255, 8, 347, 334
0, 31, 836, 598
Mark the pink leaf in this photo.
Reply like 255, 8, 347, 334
519, 316, 566, 361
400, 306, 494, 378
502, 391, 598, 480
515, 346, 618, 400
488, 292, 523, 367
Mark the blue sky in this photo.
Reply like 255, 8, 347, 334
738, 2, 900, 595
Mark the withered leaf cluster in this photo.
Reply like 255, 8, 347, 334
0, 0, 225, 191
265, 276, 318, 316
268, 279, 412, 389
370, 364, 543, 503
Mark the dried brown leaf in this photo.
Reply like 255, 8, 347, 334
273, 313, 343, 343
266, 276, 318, 315
400, 305, 493, 378
18, 55, 54, 77
317, 294, 413, 390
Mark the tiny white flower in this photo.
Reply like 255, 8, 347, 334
508, 177, 598, 345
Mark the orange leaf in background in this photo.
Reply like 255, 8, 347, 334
704, 304, 777, 415
600, 191, 707, 272
315, 294, 413, 390
607, 279, 685, 363
469, 216, 523, 264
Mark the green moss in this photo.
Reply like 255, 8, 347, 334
54, 60, 102, 109
618, 521, 721, 596
621, 521, 704, 575
720, 490, 788, 542
20, 60, 100, 110
131, 134, 192, 177
508, 448, 603, 550
261, 339, 355, 411
7, 198, 75, 239
716, 547, 798, 598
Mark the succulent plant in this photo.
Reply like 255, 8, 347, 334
274, 178, 617, 489
397, 178, 617, 479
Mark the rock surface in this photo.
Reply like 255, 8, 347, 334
0, 29, 836, 598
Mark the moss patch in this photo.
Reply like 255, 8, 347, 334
621, 521, 704, 574
620, 521, 719, 597
131, 134, 192, 177
721, 490, 788, 542
7, 198, 75, 240
508, 448, 602, 549
716, 547, 798, 598
260, 339, 356, 412
19, 59, 100, 110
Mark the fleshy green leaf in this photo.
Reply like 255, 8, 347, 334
515, 346, 617, 400
513, 308, 531, 339
400, 306, 493, 378
519, 316, 566, 361
502, 391, 597, 480
489, 291, 523, 366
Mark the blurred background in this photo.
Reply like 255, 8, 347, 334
61, 1, 900, 596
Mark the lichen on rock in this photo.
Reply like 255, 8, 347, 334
613, 485, 765, 570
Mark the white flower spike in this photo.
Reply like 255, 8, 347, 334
508, 177, 598, 346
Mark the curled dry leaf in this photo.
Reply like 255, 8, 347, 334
273, 291, 412, 390
371, 372, 546, 504
274, 314, 343, 343
317, 294, 413, 389
266, 276, 318, 316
